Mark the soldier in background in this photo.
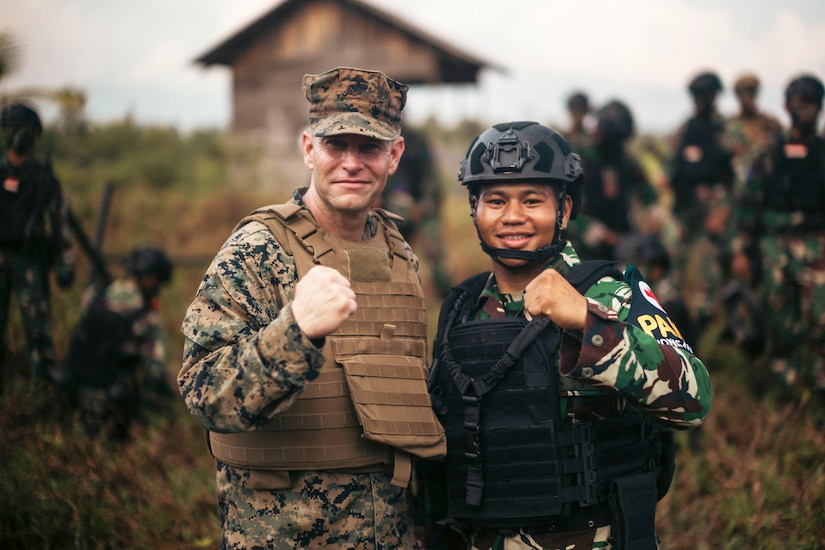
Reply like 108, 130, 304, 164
54, 246, 174, 440
562, 91, 594, 154
0, 102, 75, 387
178, 67, 445, 549
571, 99, 658, 261
723, 73, 783, 200
669, 71, 735, 330
731, 74, 825, 396
380, 125, 452, 297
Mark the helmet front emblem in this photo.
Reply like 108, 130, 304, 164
482, 129, 537, 174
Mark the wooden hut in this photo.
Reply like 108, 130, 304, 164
194, 0, 494, 192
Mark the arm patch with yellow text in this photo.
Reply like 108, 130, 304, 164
625, 264, 694, 354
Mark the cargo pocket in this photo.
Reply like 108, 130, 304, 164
340, 354, 446, 459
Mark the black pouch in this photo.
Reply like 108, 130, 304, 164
609, 472, 658, 550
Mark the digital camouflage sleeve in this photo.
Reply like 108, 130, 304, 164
178, 219, 326, 433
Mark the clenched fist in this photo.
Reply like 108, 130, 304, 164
524, 269, 588, 331
291, 266, 358, 339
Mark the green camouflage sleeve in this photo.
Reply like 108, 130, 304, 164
105, 278, 167, 373
731, 148, 770, 255
559, 276, 712, 429
134, 308, 167, 382
178, 221, 326, 433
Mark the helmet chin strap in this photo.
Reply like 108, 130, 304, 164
472, 186, 568, 271
479, 236, 564, 271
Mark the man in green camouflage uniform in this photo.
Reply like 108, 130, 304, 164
723, 73, 783, 201
668, 71, 735, 330
54, 246, 174, 440
424, 122, 712, 549
731, 74, 825, 394
179, 67, 445, 549
563, 91, 594, 155
0, 102, 74, 384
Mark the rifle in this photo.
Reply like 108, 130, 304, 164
85, 181, 114, 286
41, 154, 112, 286
66, 199, 112, 287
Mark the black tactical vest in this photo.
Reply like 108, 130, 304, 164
61, 289, 145, 388
430, 262, 675, 530
0, 158, 54, 247
671, 114, 733, 209
767, 135, 825, 214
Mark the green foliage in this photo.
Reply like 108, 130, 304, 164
2, 119, 825, 548
40, 118, 229, 197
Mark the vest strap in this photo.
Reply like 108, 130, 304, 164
391, 451, 412, 488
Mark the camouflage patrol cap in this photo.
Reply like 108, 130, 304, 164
303, 67, 408, 140
734, 73, 760, 95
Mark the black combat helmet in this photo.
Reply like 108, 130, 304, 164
458, 121, 583, 266
567, 92, 590, 113
126, 246, 173, 283
597, 100, 635, 143
0, 102, 42, 134
688, 72, 723, 96
784, 74, 824, 108
1, 102, 43, 155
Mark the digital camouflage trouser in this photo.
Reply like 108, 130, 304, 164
217, 465, 416, 549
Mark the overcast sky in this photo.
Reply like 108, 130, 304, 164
2, 0, 825, 134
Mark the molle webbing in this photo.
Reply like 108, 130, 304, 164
768, 136, 825, 215
434, 261, 668, 527
210, 202, 445, 483
209, 367, 391, 470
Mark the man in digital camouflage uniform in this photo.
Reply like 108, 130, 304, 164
423, 121, 712, 549
0, 102, 74, 386
55, 246, 174, 440
731, 74, 825, 395
179, 67, 446, 549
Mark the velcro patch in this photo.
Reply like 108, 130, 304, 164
625, 264, 693, 354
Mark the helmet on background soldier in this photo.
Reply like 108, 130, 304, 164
458, 121, 583, 265
1, 101, 43, 155
596, 100, 635, 143
126, 246, 173, 284
688, 71, 723, 97
784, 74, 824, 109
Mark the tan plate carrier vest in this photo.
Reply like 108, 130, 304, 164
208, 203, 446, 487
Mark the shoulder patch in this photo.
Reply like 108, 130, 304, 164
625, 264, 693, 354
